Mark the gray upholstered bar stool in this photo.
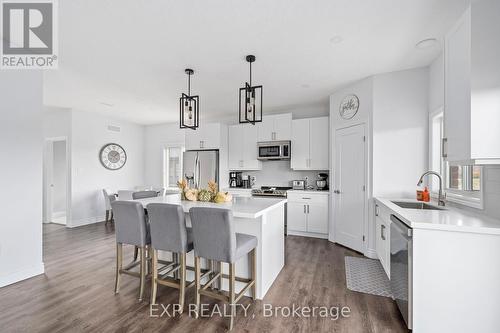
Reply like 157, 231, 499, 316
147, 203, 198, 313
189, 207, 257, 330
111, 201, 151, 301
132, 190, 158, 200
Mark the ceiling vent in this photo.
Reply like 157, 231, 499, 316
107, 125, 121, 132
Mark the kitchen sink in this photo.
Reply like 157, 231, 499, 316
391, 201, 445, 210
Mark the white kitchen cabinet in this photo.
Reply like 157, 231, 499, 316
257, 113, 292, 142
228, 124, 262, 171
444, 8, 471, 163
185, 123, 222, 150
374, 203, 391, 277
287, 202, 307, 232
287, 191, 329, 238
291, 117, 329, 170
306, 202, 329, 234
444, 2, 500, 163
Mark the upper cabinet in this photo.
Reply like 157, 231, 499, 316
228, 124, 262, 171
444, 1, 500, 164
291, 117, 329, 170
257, 113, 292, 142
185, 123, 223, 150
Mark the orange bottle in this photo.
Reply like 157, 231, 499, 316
423, 187, 430, 202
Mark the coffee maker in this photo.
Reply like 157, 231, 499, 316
229, 171, 243, 188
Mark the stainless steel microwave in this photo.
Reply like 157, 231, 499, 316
257, 141, 291, 160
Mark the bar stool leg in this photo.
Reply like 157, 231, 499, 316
251, 248, 257, 300
139, 247, 146, 301
151, 249, 158, 305
194, 256, 201, 318
133, 246, 138, 262
178, 253, 186, 314
229, 263, 236, 330
114, 243, 123, 293
217, 261, 223, 290
105, 210, 110, 224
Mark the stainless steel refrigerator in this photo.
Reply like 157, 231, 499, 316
183, 149, 219, 190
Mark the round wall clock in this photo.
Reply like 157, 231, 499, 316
99, 143, 127, 170
339, 94, 360, 120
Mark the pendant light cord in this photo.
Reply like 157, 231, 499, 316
187, 72, 191, 96
249, 61, 252, 87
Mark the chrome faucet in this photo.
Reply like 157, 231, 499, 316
417, 171, 446, 206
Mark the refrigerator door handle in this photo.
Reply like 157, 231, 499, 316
194, 153, 199, 189
197, 155, 201, 188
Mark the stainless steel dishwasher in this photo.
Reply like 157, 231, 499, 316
390, 214, 413, 330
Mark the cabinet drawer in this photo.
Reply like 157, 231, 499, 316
287, 192, 329, 205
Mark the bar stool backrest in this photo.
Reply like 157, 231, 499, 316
111, 201, 149, 247
147, 203, 189, 253
189, 207, 236, 263
132, 190, 158, 200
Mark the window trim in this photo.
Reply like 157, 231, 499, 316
163, 143, 185, 190
429, 108, 484, 210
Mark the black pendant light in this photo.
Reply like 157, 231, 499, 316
180, 68, 199, 130
239, 55, 263, 124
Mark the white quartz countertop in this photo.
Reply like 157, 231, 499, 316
130, 194, 287, 219
375, 198, 500, 235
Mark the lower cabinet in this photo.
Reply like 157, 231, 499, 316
375, 203, 391, 277
287, 192, 329, 238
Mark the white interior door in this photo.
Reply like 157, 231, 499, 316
333, 124, 366, 253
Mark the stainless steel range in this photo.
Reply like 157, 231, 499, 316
251, 186, 292, 198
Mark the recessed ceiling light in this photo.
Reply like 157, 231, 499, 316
329, 36, 343, 44
415, 38, 439, 50
100, 102, 114, 107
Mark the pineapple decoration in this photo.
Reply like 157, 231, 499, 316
178, 179, 232, 203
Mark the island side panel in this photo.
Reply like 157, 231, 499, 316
412, 228, 500, 333
259, 202, 285, 297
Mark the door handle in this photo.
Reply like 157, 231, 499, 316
375, 204, 379, 216
304, 205, 306, 214
381, 224, 386, 240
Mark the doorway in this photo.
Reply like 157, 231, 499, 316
43, 138, 69, 225
333, 124, 366, 253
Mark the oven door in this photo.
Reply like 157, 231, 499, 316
258, 143, 281, 160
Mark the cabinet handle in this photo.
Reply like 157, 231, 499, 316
381, 224, 386, 240
302, 197, 311, 200
200, 140, 204, 149
375, 204, 379, 216
307, 205, 309, 214
442, 138, 448, 158
304, 205, 306, 214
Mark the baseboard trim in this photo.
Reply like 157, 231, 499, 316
287, 230, 329, 239
0, 262, 45, 288
69, 215, 105, 228
364, 248, 378, 259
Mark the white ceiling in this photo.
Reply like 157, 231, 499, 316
43, 0, 469, 125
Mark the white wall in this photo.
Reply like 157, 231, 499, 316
52, 140, 67, 213
144, 122, 185, 187
70, 110, 145, 227
372, 68, 429, 198
0, 71, 44, 287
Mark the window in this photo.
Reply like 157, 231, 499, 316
163, 145, 184, 189
429, 109, 483, 209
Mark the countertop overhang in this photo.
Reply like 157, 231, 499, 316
375, 198, 500, 235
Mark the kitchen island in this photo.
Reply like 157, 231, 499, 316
131, 195, 286, 299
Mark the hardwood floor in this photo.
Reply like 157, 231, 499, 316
0, 223, 407, 332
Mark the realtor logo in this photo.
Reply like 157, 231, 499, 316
1, 0, 58, 69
